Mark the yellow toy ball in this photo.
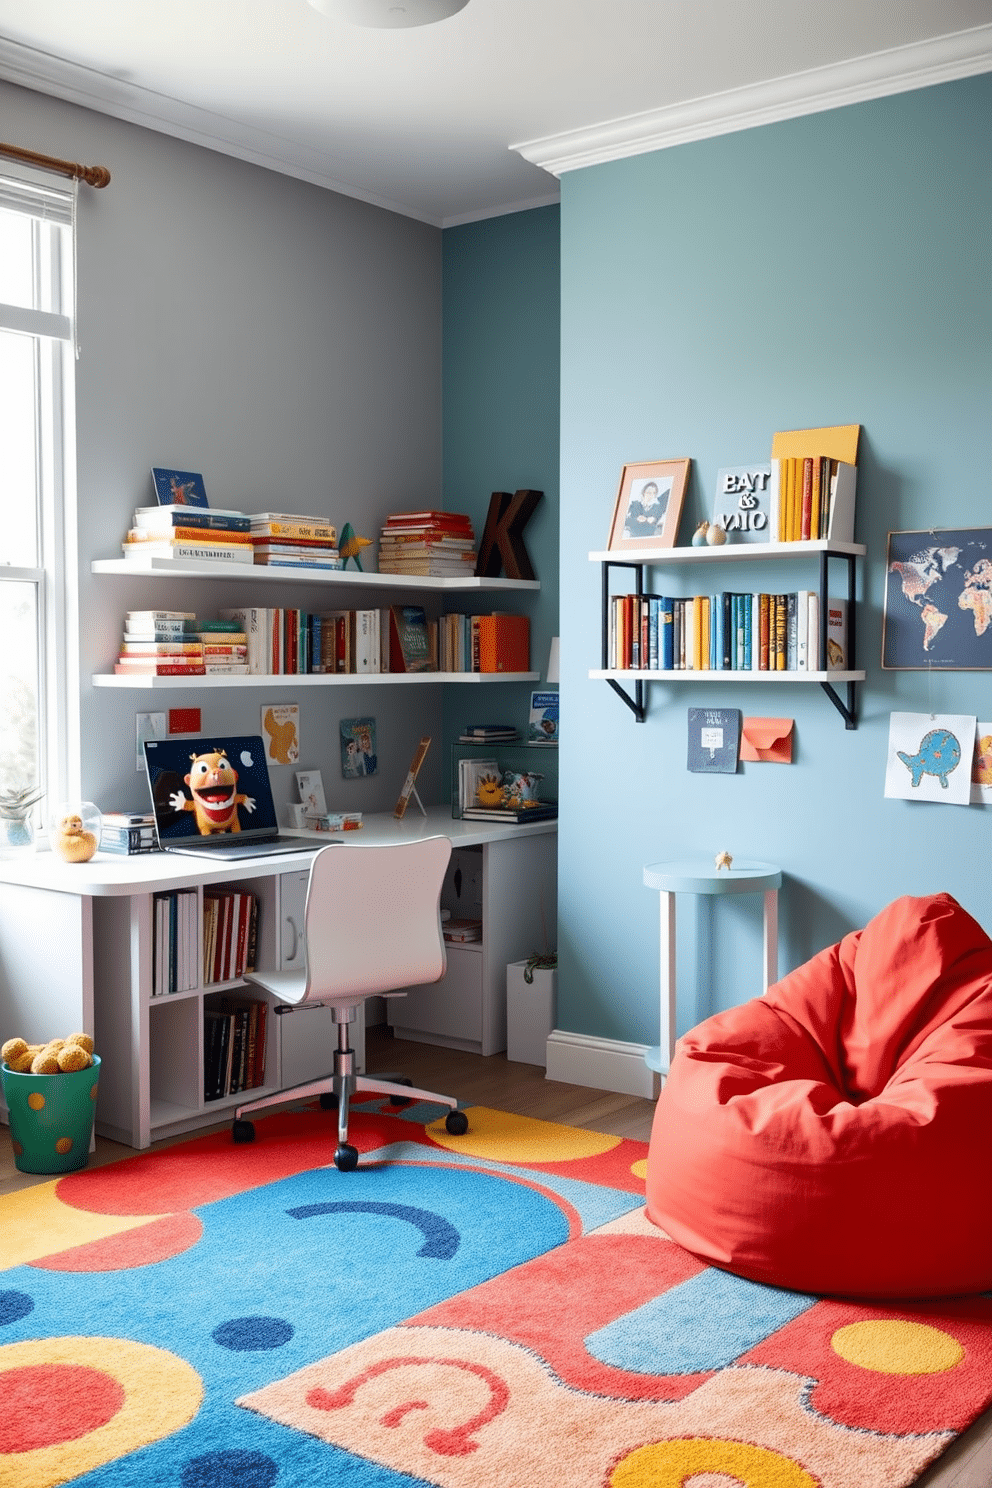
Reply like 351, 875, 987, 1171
2, 1037, 28, 1064
66, 1032, 95, 1055
30, 1050, 60, 1074
57, 1043, 91, 1072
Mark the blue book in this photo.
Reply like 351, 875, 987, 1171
743, 591, 753, 668
709, 595, 718, 671
150, 468, 209, 508
660, 598, 674, 670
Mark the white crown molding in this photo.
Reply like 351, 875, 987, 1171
0, 36, 441, 225
512, 24, 992, 176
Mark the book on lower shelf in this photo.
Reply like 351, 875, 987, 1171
607, 590, 845, 673
460, 803, 558, 823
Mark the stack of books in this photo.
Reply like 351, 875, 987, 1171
443, 917, 483, 945
249, 513, 342, 570
458, 724, 519, 743
377, 510, 477, 576
114, 613, 249, 676
188, 619, 249, 675
100, 810, 158, 855
115, 611, 204, 676
204, 996, 267, 1101
121, 504, 254, 564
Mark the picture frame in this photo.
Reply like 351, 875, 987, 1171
882, 527, 992, 670
607, 458, 691, 552
394, 736, 431, 819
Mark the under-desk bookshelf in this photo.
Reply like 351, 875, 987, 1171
589, 540, 865, 728
90, 558, 541, 687
0, 811, 556, 1149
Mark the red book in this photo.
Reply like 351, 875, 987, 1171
476, 614, 529, 674
114, 661, 206, 675
800, 457, 813, 541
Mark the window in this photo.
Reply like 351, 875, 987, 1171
0, 166, 76, 808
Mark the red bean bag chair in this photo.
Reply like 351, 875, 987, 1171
645, 893, 992, 1298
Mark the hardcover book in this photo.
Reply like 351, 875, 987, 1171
476, 613, 529, 673
528, 691, 559, 743
388, 605, 433, 672
151, 468, 209, 507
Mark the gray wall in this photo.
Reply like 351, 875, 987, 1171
1, 80, 445, 816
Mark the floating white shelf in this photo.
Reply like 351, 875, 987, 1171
92, 557, 540, 591
93, 670, 540, 689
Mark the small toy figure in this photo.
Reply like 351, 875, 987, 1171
169, 749, 255, 835
715, 850, 733, 871
52, 813, 98, 863
338, 522, 373, 571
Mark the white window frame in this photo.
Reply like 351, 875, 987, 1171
0, 163, 78, 811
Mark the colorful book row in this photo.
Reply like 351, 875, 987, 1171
203, 889, 259, 985
204, 997, 268, 1102
152, 889, 198, 996
609, 592, 849, 673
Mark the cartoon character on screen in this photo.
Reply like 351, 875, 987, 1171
169, 749, 255, 835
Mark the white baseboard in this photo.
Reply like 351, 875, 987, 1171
545, 1029, 660, 1100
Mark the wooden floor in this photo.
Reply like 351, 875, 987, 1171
1, 1029, 989, 1486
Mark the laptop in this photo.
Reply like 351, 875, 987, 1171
143, 734, 324, 861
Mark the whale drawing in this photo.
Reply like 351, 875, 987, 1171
897, 727, 962, 788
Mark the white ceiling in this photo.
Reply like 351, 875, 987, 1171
1, 1, 990, 227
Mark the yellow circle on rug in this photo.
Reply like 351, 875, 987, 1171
631, 1158, 648, 1180
425, 1106, 620, 1163
0, 1335, 203, 1488
831, 1320, 964, 1375
610, 1436, 817, 1487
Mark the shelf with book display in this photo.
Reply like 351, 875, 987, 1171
91, 560, 541, 687
589, 540, 865, 729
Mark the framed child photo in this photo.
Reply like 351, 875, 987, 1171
607, 458, 691, 552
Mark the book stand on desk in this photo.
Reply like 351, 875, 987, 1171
642, 858, 782, 1076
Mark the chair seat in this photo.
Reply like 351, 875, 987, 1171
645, 893, 992, 1298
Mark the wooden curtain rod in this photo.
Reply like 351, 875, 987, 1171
0, 141, 111, 188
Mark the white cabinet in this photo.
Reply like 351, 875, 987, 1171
391, 831, 557, 1056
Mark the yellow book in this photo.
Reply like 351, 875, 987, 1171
771, 424, 861, 466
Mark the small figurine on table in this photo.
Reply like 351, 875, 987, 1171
338, 523, 372, 571
714, 850, 733, 872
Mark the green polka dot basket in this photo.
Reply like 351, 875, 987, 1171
1, 1054, 100, 1174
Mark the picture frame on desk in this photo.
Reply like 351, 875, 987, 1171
607, 458, 690, 552
150, 468, 208, 508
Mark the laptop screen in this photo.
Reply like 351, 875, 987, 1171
144, 735, 280, 846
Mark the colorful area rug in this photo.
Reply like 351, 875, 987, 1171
2, 1096, 992, 1488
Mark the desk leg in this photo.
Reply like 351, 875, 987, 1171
762, 888, 778, 993
660, 890, 677, 1074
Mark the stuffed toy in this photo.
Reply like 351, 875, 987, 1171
2, 1031, 95, 1073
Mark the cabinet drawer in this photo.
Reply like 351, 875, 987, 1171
391, 946, 483, 1043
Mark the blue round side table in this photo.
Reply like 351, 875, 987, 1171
642, 857, 782, 1076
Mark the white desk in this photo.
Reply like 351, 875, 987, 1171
0, 808, 556, 1147
642, 857, 782, 1076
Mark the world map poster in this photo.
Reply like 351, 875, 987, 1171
883, 527, 992, 669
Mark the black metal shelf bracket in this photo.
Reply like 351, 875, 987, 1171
818, 548, 859, 729
602, 559, 646, 721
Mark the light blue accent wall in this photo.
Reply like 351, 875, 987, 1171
441, 206, 560, 751
558, 75, 992, 1047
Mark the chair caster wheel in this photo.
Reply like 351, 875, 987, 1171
319, 1092, 338, 1110
445, 1110, 469, 1135
232, 1120, 255, 1144
334, 1143, 359, 1171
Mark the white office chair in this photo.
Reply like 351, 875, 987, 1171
232, 836, 469, 1170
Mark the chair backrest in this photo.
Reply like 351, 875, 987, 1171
297, 836, 452, 1006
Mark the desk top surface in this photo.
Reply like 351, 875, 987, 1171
0, 807, 556, 898
643, 858, 782, 895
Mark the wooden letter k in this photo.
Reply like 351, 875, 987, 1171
475, 489, 543, 581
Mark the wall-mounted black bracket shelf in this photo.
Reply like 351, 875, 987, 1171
601, 558, 646, 721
